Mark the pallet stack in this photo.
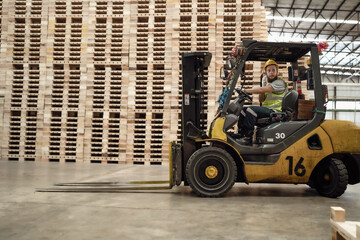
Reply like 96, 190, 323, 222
0, 0, 268, 165
1, 0, 48, 161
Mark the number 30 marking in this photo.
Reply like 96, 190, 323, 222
275, 133, 285, 139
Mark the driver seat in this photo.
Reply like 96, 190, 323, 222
256, 90, 298, 127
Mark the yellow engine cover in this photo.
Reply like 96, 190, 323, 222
245, 125, 334, 183
320, 120, 360, 153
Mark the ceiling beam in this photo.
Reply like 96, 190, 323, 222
269, 0, 280, 33
266, 6, 360, 12
313, 0, 346, 40
333, 42, 360, 66
302, 0, 330, 39
291, 0, 313, 38
274, 9, 295, 28
340, 51, 360, 68
322, 26, 359, 64
280, 0, 296, 35
322, 82, 360, 87
326, 2, 360, 41
268, 27, 359, 36
263, 0, 360, 71
321, 64, 360, 74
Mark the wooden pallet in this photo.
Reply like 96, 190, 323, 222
0, 0, 269, 164
331, 207, 360, 240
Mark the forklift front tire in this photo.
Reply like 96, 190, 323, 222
186, 146, 237, 197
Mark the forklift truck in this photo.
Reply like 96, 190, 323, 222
171, 40, 360, 198
39, 40, 360, 197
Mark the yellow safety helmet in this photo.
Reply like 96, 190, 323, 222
264, 59, 279, 70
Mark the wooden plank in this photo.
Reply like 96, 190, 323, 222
330, 207, 360, 240
0, 0, 269, 164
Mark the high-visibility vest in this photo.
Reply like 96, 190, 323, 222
262, 78, 288, 111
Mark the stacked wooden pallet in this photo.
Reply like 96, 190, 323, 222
331, 207, 360, 240
0, 0, 268, 165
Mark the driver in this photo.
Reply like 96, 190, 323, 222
237, 59, 287, 145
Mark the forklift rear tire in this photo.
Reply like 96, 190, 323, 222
186, 146, 237, 197
314, 158, 348, 198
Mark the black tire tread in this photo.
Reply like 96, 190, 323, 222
330, 158, 348, 198
186, 147, 237, 198
316, 158, 348, 198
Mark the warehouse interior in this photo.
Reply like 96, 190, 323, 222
0, 0, 360, 239
263, 0, 360, 124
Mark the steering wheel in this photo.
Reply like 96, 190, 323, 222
235, 87, 252, 101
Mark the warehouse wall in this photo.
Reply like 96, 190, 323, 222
0, 0, 268, 164
325, 85, 360, 125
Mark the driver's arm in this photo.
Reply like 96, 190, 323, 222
245, 85, 273, 94
259, 92, 265, 103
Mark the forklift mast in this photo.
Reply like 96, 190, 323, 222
181, 52, 212, 180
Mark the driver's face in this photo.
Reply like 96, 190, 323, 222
266, 65, 278, 81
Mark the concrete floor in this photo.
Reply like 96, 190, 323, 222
0, 161, 359, 240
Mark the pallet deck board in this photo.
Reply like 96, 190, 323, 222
331, 207, 360, 240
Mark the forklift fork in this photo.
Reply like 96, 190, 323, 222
36, 143, 182, 193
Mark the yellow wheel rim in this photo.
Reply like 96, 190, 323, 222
324, 173, 330, 181
205, 165, 218, 179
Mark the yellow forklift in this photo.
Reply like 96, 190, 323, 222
171, 40, 360, 198
39, 40, 360, 198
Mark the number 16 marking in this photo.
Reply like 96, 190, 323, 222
285, 156, 306, 177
